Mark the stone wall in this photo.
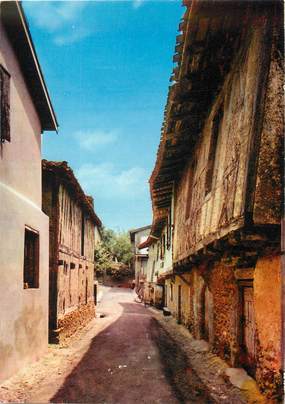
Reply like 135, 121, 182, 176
207, 262, 239, 366
167, 253, 281, 398
55, 302, 95, 343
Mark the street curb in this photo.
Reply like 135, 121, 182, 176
148, 307, 266, 404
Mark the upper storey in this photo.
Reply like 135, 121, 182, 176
149, 0, 283, 266
0, 1, 58, 207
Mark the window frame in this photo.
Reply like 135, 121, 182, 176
0, 64, 11, 143
204, 105, 224, 196
23, 226, 40, 289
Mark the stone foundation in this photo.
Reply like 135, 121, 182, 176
166, 252, 281, 399
50, 301, 95, 343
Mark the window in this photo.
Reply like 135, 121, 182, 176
81, 212, 85, 256
23, 227, 39, 289
151, 261, 155, 282
166, 208, 172, 250
0, 65, 10, 143
160, 234, 166, 259
185, 158, 196, 220
205, 105, 224, 195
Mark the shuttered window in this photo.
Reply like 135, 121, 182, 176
0, 65, 10, 143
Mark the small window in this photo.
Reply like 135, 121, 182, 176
166, 209, 172, 250
23, 227, 39, 289
185, 158, 196, 220
205, 105, 223, 195
0, 65, 10, 143
151, 261, 155, 282
81, 212, 85, 256
160, 234, 166, 259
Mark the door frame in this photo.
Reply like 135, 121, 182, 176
238, 280, 256, 376
177, 285, 182, 324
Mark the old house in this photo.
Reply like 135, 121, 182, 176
138, 210, 173, 308
129, 225, 151, 288
0, 2, 58, 382
149, 0, 283, 398
42, 160, 102, 342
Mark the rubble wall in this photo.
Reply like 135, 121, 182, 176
57, 301, 95, 342
208, 262, 239, 366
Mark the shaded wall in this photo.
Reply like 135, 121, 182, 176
0, 21, 49, 382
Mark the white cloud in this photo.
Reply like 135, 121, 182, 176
76, 162, 148, 200
24, 1, 91, 45
133, 0, 143, 9
74, 129, 117, 151
54, 25, 91, 46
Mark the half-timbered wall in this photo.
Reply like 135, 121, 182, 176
173, 22, 278, 262
43, 173, 98, 342
57, 184, 95, 316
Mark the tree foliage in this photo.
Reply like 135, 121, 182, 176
95, 227, 133, 278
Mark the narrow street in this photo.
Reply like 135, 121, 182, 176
52, 287, 212, 403
0, 287, 212, 403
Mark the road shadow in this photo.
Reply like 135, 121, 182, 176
51, 300, 212, 403
150, 319, 213, 403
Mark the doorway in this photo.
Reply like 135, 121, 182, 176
200, 285, 213, 341
240, 284, 256, 376
177, 285, 182, 324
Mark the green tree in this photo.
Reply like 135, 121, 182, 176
94, 227, 133, 278
111, 232, 133, 265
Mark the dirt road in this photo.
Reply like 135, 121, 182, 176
0, 287, 212, 403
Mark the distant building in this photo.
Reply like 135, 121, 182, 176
138, 209, 173, 308
42, 160, 102, 342
0, 1, 58, 382
129, 225, 151, 288
147, 0, 283, 399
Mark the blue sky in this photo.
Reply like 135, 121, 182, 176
23, 1, 183, 231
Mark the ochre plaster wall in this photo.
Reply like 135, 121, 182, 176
254, 255, 282, 394
165, 275, 191, 328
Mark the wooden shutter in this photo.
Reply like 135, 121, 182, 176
0, 65, 10, 143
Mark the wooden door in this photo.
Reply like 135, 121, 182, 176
241, 286, 256, 375
177, 285, 182, 324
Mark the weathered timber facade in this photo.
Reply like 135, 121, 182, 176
148, 0, 283, 398
42, 160, 102, 343
0, 2, 58, 382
